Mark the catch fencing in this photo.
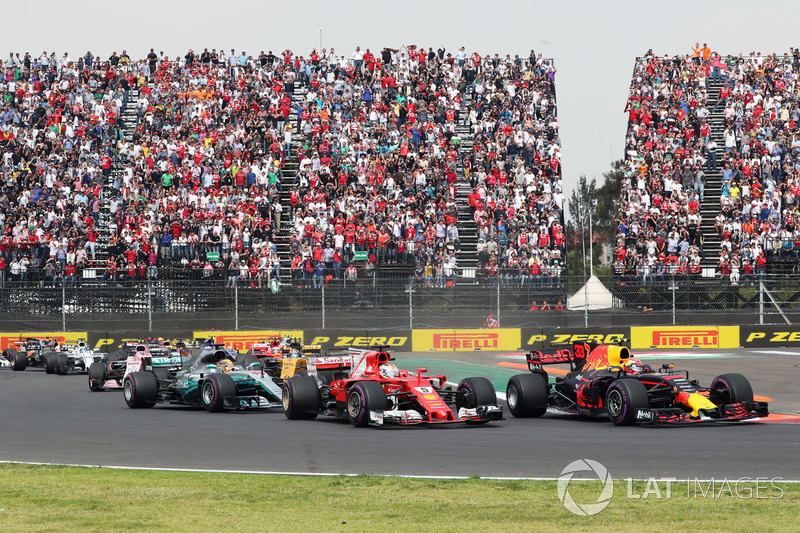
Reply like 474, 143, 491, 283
0, 275, 798, 333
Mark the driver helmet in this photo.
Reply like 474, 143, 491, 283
290, 348, 301, 358
379, 363, 399, 378
219, 359, 235, 373
625, 357, 649, 374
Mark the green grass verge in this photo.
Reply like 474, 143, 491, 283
0, 464, 796, 532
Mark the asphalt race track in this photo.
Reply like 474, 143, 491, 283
1, 349, 798, 480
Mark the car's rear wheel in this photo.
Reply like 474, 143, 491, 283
55, 353, 69, 375
606, 379, 649, 426
282, 376, 320, 420
44, 352, 58, 374
10, 351, 27, 371
346, 381, 387, 427
123, 372, 158, 408
506, 374, 549, 418
711, 373, 753, 404
88, 362, 106, 391
202, 373, 236, 412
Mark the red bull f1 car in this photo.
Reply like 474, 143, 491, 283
506, 343, 769, 425
282, 349, 503, 427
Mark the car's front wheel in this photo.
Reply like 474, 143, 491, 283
346, 381, 387, 427
55, 353, 69, 375
711, 373, 753, 404
605, 379, 649, 426
202, 373, 236, 412
123, 372, 158, 408
88, 362, 106, 391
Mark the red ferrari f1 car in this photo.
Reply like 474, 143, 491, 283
282, 349, 503, 427
506, 343, 769, 425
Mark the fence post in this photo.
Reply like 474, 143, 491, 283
496, 281, 500, 326
408, 287, 413, 330
321, 281, 325, 330
62, 282, 66, 331
234, 281, 239, 330
759, 280, 764, 325
669, 281, 677, 326
147, 278, 152, 332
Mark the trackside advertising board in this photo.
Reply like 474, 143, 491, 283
630, 326, 739, 349
0, 331, 87, 350
412, 329, 521, 351
523, 328, 630, 349
304, 330, 410, 350
192, 330, 304, 352
740, 325, 800, 347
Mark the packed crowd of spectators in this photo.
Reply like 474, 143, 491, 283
0, 50, 129, 287
616, 48, 800, 284
706, 49, 800, 281
462, 52, 566, 287
0, 46, 564, 289
613, 49, 713, 284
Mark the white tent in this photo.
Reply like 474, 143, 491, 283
567, 275, 614, 311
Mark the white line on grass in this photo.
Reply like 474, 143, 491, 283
3, 461, 800, 482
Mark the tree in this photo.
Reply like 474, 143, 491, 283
565, 161, 626, 277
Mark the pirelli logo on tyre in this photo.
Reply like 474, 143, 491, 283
0, 331, 87, 351
412, 329, 521, 351
193, 330, 304, 352
630, 326, 739, 349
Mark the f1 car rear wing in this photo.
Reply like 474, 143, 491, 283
526, 343, 591, 372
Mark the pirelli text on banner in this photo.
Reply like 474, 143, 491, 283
630, 326, 739, 349
412, 329, 521, 351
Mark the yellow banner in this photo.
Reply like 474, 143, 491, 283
630, 326, 739, 349
412, 329, 521, 351
0, 332, 87, 351
193, 330, 304, 352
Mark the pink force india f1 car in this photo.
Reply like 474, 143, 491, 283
505, 342, 769, 426
281, 348, 503, 427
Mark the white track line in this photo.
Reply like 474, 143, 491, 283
3, 461, 800, 482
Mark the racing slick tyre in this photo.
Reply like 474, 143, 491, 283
710, 373, 753, 404
605, 379, 650, 426
457, 377, 498, 410
202, 373, 236, 412
457, 377, 498, 425
88, 362, 106, 391
123, 372, 158, 408
44, 352, 58, 374
55, 353, 69, 375
282, 376, 320, 420
346, 381, 387, 427
506, 374, 548, 418
10, 351, 27, 371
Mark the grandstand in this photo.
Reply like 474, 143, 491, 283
614, 50, 800, 287
0, 47, 563, 290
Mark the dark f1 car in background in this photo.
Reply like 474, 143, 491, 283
2, 338, 62, 372
506, 343, 769, 425
282, 348, 503, 427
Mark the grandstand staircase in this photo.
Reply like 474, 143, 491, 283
454, 85, 478, 272
699, 78, 726, 271
274, 81, 308, 267
92, 84, 140, 270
